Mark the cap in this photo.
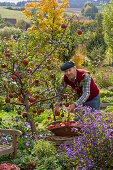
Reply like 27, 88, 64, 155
61, 61, 75, 71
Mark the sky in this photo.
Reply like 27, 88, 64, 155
0, 0, 21, 3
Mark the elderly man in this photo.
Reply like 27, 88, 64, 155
54, 61, 100, 120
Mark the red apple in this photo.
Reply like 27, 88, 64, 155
5, 52, 10, 57
14, 71, 19, 75
55, 123, 61, 128
61, 113, 64, 117
61, 121, 67, 126
11, 75, 16, 80
40, 108, 44, 113
47, 65, 51, 70
33, 109, 37, 113
35, 123, 38, 127
65, 102, 69, 107
23, 59, 28, 66
77, 29, 82, 35
48, 124, 55, 129
1, 63, 7, 68
29, 97, 36, 103
50, 74, 54, 79
41, 97, 46, 102
28, 68, 32, 73
35, 94, 39, 99
5, 98, 10, 103
35, 79, 39, 85
55, 110, 60, 116
61, 23, 67, 29
69, 95, 72, 99
18, 110, 21, 115
9, 93, 14, 98
3, 84, 6, 88
48, 116, 51, 120
37, 110, 41, 115
23, 112, 27, 116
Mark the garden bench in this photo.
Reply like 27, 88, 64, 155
0, 129, 22, 159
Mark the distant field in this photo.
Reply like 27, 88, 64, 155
65, 8, 81, 16
0, 6, 30, 22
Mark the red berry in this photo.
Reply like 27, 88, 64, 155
23, 59, 28, 66
77, 29, 82, 35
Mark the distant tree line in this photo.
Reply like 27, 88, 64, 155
0, 0, 111, 8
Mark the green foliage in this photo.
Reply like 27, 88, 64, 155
0, 26, 21, 39
81, 1, 98, 19
91, 66, 113, 88
101, 96, 113, 103
85, 31, 107, 66
103, 0, 113, 63
103, 0, 113, 49
32, 139, 57, 159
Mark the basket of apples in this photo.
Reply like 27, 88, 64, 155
46, 110, 82, 137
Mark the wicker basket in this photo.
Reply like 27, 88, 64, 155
46, 120, 82, 137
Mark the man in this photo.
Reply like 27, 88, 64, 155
54, 61, 100, 120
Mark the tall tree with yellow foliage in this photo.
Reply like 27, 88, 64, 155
23, 0, 69, 48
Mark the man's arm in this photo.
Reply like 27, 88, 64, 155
55, 76, 67, 105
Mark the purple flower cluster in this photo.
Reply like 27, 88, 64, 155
57, 106, 113, 169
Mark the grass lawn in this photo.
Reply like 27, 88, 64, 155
0, 6, 30, 22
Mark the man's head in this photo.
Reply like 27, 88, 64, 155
61, 61, 76, 81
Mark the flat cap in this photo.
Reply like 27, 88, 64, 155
61, 61, 75, 71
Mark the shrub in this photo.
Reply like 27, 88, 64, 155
0, 26, 21, 39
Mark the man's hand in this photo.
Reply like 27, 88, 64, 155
67, 103, 76, 113
53, 104, 60, 115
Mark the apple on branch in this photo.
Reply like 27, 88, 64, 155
29, 97, 36, 103
11, 75, 16, 80
1, 63, 7, 68
23, 59, 29, 66
5, 52, 10, 57
9, 93, 14, 98
61, 23, 67, 29
77, 29, 82, 35
5, 98, 10, 103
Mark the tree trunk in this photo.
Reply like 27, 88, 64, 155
24, 100, 37, 138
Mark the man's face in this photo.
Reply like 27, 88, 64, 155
64, 67, 76, 81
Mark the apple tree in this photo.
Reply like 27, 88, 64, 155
0, 0, 83, 138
